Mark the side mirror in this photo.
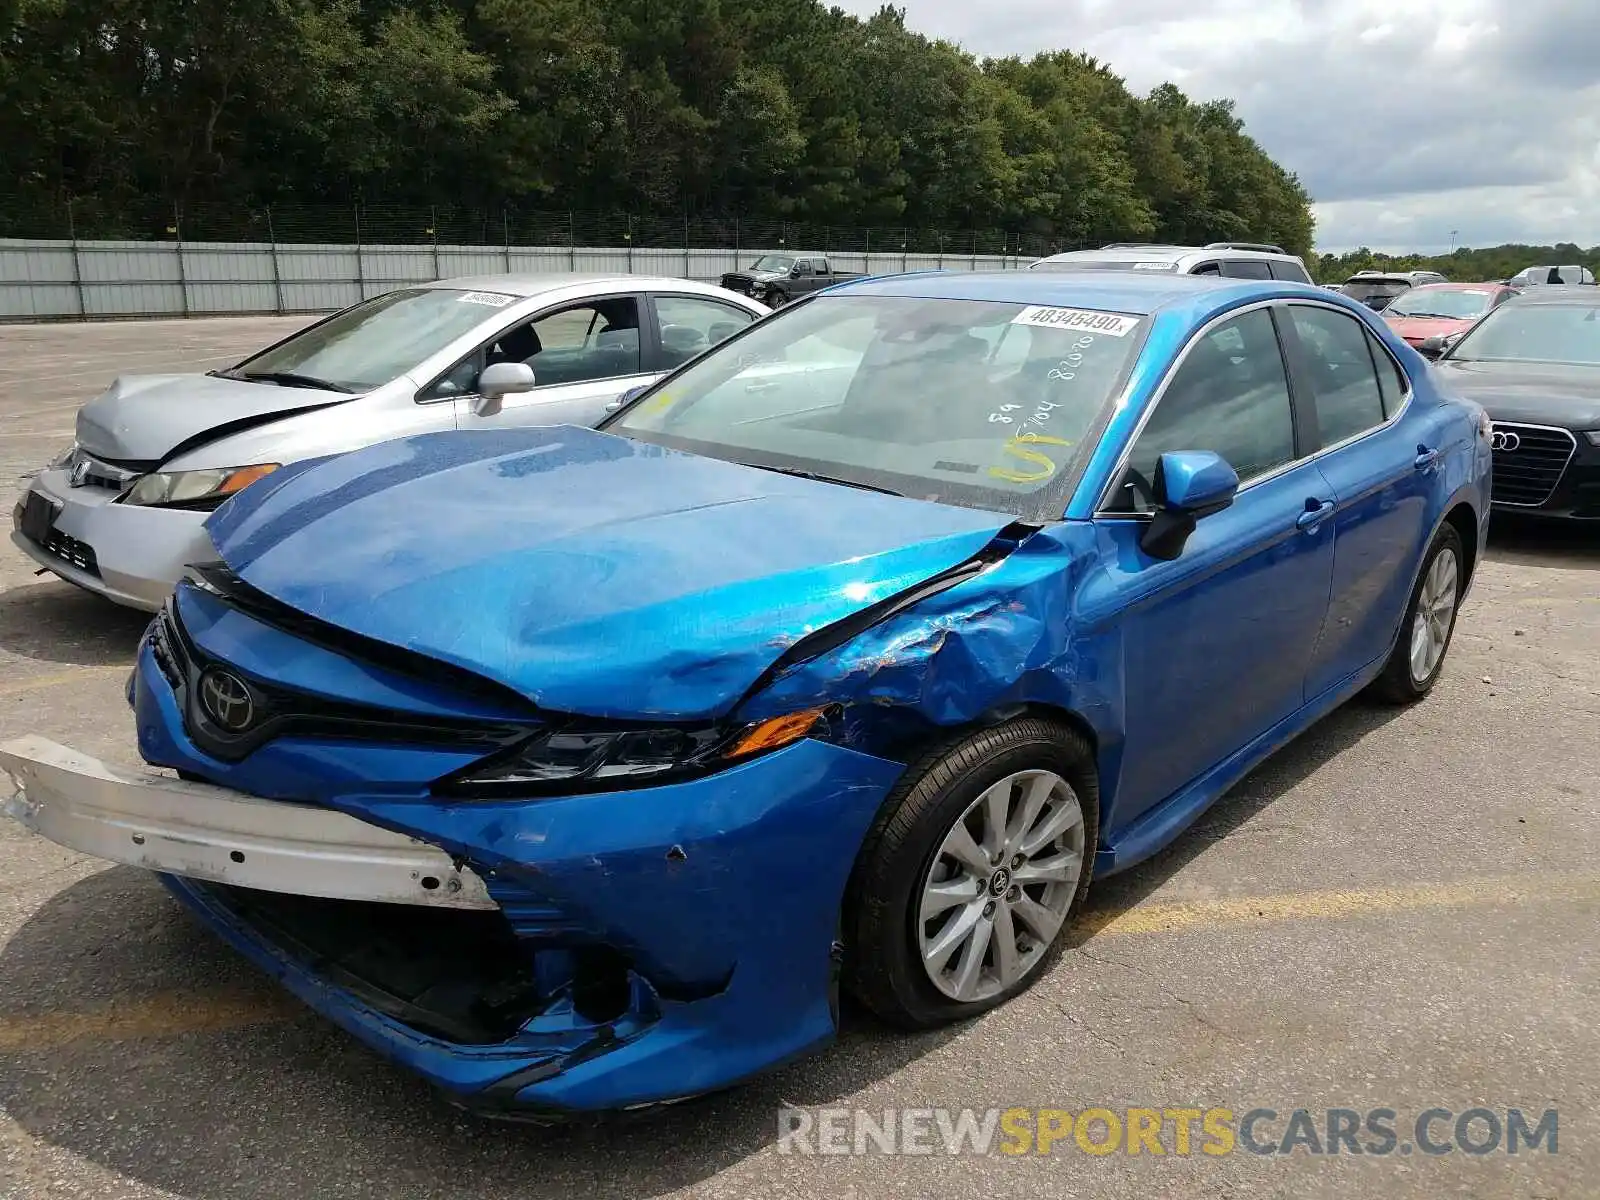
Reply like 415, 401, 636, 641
1418, 332, 1462, 360
789, 265, 803, 278
604, 383, 651, 415
473, 361, 536, 416
1139, 450, 1239, 561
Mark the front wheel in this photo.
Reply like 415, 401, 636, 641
766, 290, 788, 309
843, 718, 1098, 1028
1368, 523, 1464, 703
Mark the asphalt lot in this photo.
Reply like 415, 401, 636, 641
0, 316, 1597, 1199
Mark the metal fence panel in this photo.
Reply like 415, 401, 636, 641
1, 236, 1031, 321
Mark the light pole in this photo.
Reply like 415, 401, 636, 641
1449, 230, 1459, 252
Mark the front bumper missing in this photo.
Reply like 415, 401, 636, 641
0, 735, 494, 910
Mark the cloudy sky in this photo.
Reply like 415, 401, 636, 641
840, 0, 1600, 253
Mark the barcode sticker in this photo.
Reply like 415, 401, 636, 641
1011, 306, 1141, 336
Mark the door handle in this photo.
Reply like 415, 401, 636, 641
1296, 498, 1336, 531
1414, 445, 1439, 470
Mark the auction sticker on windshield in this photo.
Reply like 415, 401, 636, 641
458, 291, 516, 307
1012, 307, 1140, 336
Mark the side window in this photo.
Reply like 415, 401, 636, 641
793, 260, 813, 276
815, 259, 832, 277
1269, 259, 1312, 283
1286, 305, 1387, 444
1366, 329, 1408, 417
520, 298, 642, 387
1189, 261, 1223, 277
654, 295, 757, 368
1108, 309, 1296, 512
1222, 259, 1273, 279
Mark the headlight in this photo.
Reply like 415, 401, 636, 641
49, 443, 80, 470
120, 463, 280, 509
1584, 431, 1600, 447
436, 707, 830, 797
749, 282, 768, 295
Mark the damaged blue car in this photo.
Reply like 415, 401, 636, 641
0, 271, 1492, 1117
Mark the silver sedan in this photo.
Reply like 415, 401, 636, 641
12, 273, 769, 611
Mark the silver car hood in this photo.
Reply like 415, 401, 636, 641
74, 374, 356, 465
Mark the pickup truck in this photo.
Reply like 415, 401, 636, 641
718, 254, 864, 308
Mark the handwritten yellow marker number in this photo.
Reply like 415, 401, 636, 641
988, 432, 1074, 483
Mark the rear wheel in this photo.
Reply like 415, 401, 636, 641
844, 718, 1098, 1028
1368, 524, 1464, 703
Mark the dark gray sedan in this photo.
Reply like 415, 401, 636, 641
1430, 286, 1600, 519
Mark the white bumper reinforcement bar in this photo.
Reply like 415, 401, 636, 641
0, 735, 495, 910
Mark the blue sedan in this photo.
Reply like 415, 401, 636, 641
0, 271, 1492, 1117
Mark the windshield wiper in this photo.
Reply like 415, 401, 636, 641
749, 463, 906, 497
238, 371, 355, 393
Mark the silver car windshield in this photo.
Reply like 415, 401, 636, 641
1450, 302, 1600, 366
611, 294, 1148, 521
231, 288, 518, 391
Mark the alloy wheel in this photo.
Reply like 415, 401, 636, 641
1409, 546, 1459, 684
916, 769, 1085, 1002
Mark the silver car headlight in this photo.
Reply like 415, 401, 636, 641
120, 463, 281, 509
49, 443, 80, 470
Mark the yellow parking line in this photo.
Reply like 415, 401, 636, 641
0, 666, 129, 697
0, 871, 1595, 1051
1082, 870, 1600, 937
0, 988, 300, 1051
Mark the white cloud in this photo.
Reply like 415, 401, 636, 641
843, 0, 1600, 251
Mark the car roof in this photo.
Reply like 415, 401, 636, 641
1034, 245, 1294, 266
825, 269, 1321, 316
416, 273, 727, 298
1502, 285, 1600, 306
1345, 273, 1414, 283
1404, 281, 1506, 292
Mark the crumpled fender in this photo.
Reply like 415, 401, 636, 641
741, 523, 1121, 745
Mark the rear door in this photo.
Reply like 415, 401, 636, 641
1279, 303, 1438, 697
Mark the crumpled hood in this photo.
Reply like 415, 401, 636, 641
204, 426, 1015, 719
75, 373, 354, 464
1432, 359, 1600, 428
1384, 314, 1473, 345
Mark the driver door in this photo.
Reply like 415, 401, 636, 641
442, 295, 657, 430
1082, 306, 1337, 833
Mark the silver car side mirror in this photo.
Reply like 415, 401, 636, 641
474, 361, 536, 416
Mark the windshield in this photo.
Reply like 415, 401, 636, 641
1032, 259, 1180, 273
231, 288, 516, 391
1343, 281, 1411, 300
1386, 288, 1495, 319
749, 256, 795, 272
609, 294, 1148, 520
1448, 302, 1600, 366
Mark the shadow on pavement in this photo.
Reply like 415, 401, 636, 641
1483, 513, 1600, 570
0, 867, 955, 1199
0, 580, 150, 667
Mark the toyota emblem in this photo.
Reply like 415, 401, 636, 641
198, 668, 255, 733
1489, 429, 1521, 452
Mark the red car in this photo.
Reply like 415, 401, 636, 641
1382, 282, 1518, 350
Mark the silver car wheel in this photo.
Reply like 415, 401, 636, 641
917, 769, 1085, 1003
1409, 546, 1460, 684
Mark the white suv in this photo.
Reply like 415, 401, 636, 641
1028, 242, 1314, 284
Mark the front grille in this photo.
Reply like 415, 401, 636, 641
1490, 423, 1576, 507
36, 527, 100, 576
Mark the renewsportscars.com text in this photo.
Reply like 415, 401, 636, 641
776, 1106, 1558, 1158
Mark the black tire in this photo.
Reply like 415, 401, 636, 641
843, 717, 1099, 1028
766, 290, 788, 309
1367, 523, 1465, 704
